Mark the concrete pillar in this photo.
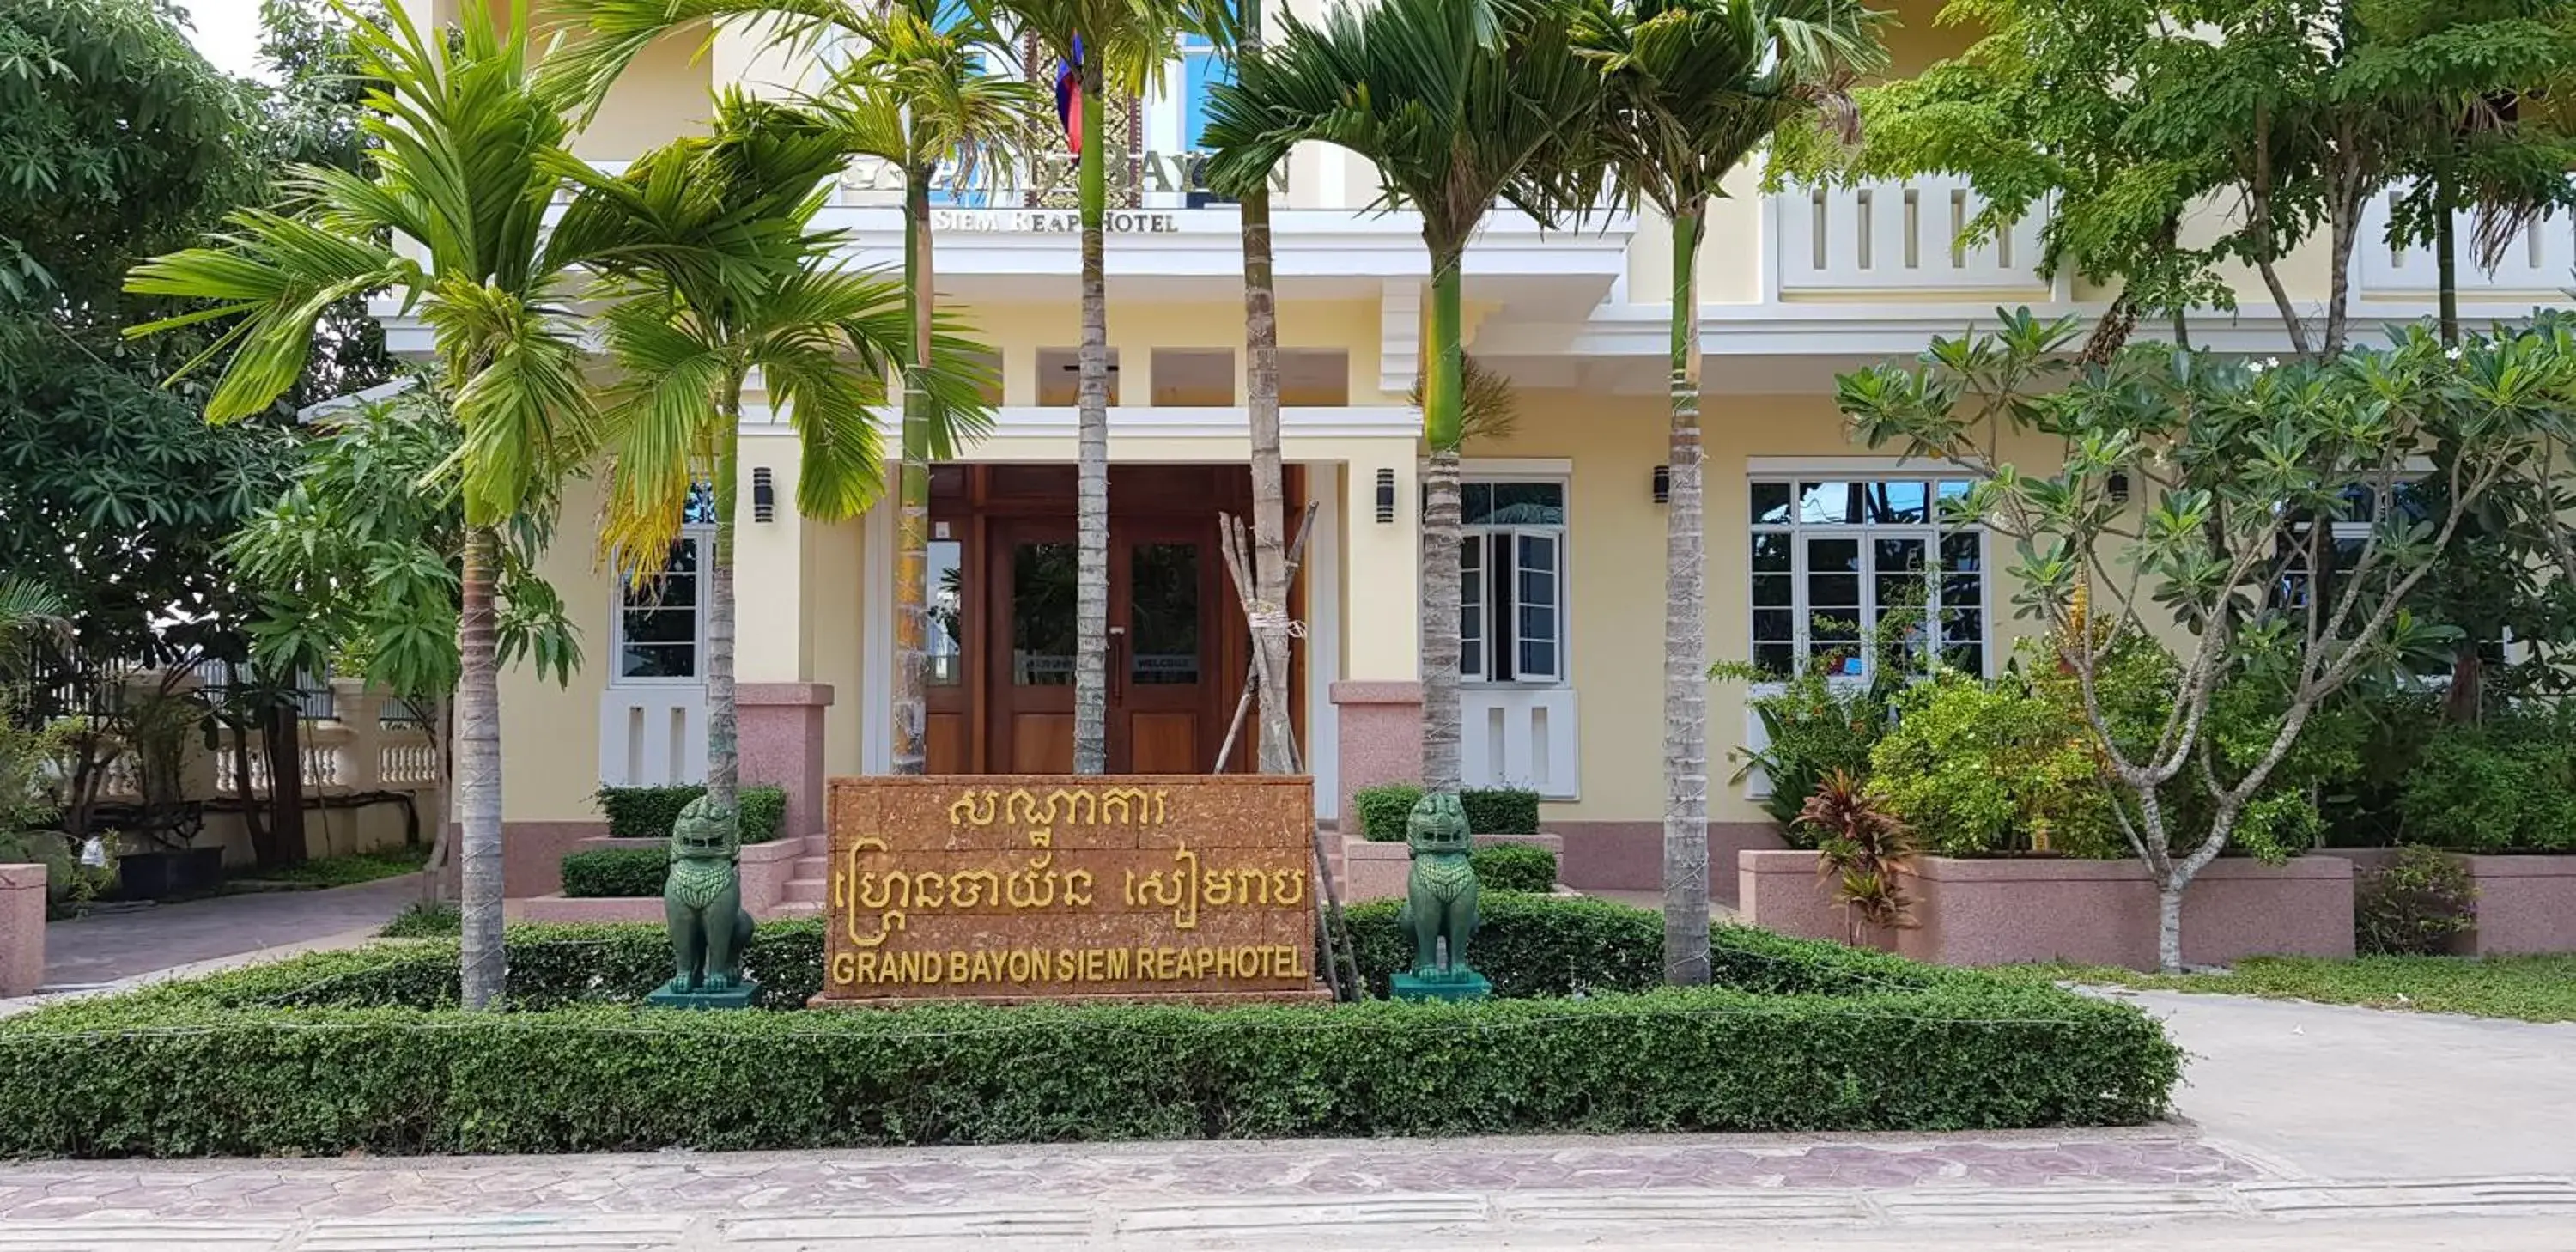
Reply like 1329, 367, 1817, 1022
0, 862, 45, 997
738, 683, 835, 840
1330, 447, 1425, 831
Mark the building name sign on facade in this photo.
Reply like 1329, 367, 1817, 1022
839, 149, 1288, 204
815, 775, 1325, 1006
928, 209, 1182, 234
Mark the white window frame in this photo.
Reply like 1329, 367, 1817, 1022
1747, 469, 1992, 686
610, 526, 716, 686
1460, 468, 1571, 688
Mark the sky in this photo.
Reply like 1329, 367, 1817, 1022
175, 0, 272, 82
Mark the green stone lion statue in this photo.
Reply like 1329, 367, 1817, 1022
659, 794, 756, 999
1397, 791, 1479, 978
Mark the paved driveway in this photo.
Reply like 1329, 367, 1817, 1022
36, 872, 423, 991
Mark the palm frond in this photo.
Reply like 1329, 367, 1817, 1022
1411, 353, 1522, 444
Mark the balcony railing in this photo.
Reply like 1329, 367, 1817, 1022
2359, 188, 2576, 299
1772, 174, 2054, 296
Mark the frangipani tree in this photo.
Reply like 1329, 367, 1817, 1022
1838, 312, 2576, 971
1204, 0, 1600, 798
1571, 0, 1886, 984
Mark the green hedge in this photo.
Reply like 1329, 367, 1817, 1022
559, 847, 671, 898
1468, 843, 1556, 893
593, 784, 787, 843
0, 929, 2178, 1155
1353, 784, 1543, 841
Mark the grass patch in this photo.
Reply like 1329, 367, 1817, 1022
1996, 955, 2576, 1024
229, 845, 428, 891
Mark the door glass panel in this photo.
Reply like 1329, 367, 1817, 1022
1129, 542, 1200, 685
927, 538, 964, 685
1010, 542, 1077, 685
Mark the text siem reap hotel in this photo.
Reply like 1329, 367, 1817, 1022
395, 0, 2573, 905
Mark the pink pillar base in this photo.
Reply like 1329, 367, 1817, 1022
1, 862, 46, 997
1329, 680, 1422, 826
739, 683, 834, 839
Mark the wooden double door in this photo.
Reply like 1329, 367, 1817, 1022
923, 465, 1298, 775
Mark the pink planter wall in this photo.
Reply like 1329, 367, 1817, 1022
1557, 822, 1784, 908
1739, 850, 2354, 969
2454, 855, 2576, 955
0, 863, 44, 997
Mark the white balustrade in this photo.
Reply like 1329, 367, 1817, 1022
2359, 187, 2576, 298
598, 686, 710, 788
1773, 175, 2053, 295
1461, 687, 1580, 801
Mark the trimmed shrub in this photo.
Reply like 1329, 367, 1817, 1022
1354, 783, 1543, 841
0, 933, 2179, 1155
2397, 719, 2576, 853
1460, 787, 1540, 836
1352, 783, 1424, 841
559, 847, 669, 898
1469, 843, 1556, 893
594, 784, 788, 843
2356, 847, 2479, 956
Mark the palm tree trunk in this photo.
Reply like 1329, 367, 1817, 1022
1419, 250, 1465, 796
893, 173, 934, 775
1072, 58, 1111, 775
1662, 201, 1710, 987
1239, 0, 1294, 775
705, 387, 741, 817
457, 522, 506, 1010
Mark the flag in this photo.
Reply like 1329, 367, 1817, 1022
1054, 34, 1084, 155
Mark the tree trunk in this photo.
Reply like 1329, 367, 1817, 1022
1662, 202, 1710, 986
704, 392, 741, 820
2081, 291, 2140, 366
2155, 878, 2185, 975
1072, 60, 1111, 775
456, 523, 506, 1010
1418, 250, 1466, 795
893, 173, 934, 775
2437, 202, 2460, 347
258, 701, 307, 867
1239, 1, 1294, 776
420, 692, 453, 904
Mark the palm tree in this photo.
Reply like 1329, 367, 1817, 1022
1231, 0, 1293, 775
823, 4, 1042, 775
990, 0, 1236, 774
1205, 0, 1601, 798
1571, 0, 1884, 983
560, 94, 995, 830
127, 0, 608, 1009
553, 0, 1039, 778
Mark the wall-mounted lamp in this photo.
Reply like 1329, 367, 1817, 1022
1651, 465, 1671, 505
2107, 471, 2131, 504
751, 466, 776, 522
1374, 467, 1397, 524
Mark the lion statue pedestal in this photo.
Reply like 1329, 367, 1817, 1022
646, 794, 760, 1010
1390, 792, 1491, 1002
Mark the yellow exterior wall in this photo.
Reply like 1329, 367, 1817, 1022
497, 471, 616, 824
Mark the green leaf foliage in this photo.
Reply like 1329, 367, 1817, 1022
592, 784, 787, 842
0, 912, 2181, 1154
558, 847, 671, 898
1467, 843, 1558, 892
1352, 784, 1545, 840
1867, 671, 2125, 859
2354, 846, 2480, 957
2397, 711, 2576, 852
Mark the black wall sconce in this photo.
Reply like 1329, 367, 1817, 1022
1651, 465, 1671, 505
2107, 471, 2131, 504
751, 466, 776, 522
1374, 467, 1397, 523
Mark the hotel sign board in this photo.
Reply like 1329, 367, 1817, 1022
815, 775, 1324, 1006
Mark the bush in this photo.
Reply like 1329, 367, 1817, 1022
2397, 715, 2576, 853
2356, 847, 2479, 957
593, 784, 788, 843
1352, 783, 1422, 841
379, 901, 460, 938
1460, 788, 1540, 836
558, 847, 669, 898
1868, 672, 2123, 858
1469, 843, 1556, 892
1732, 669, 1893, 846
0, 927, 2180, 1155
1353, 784, 1542, 841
